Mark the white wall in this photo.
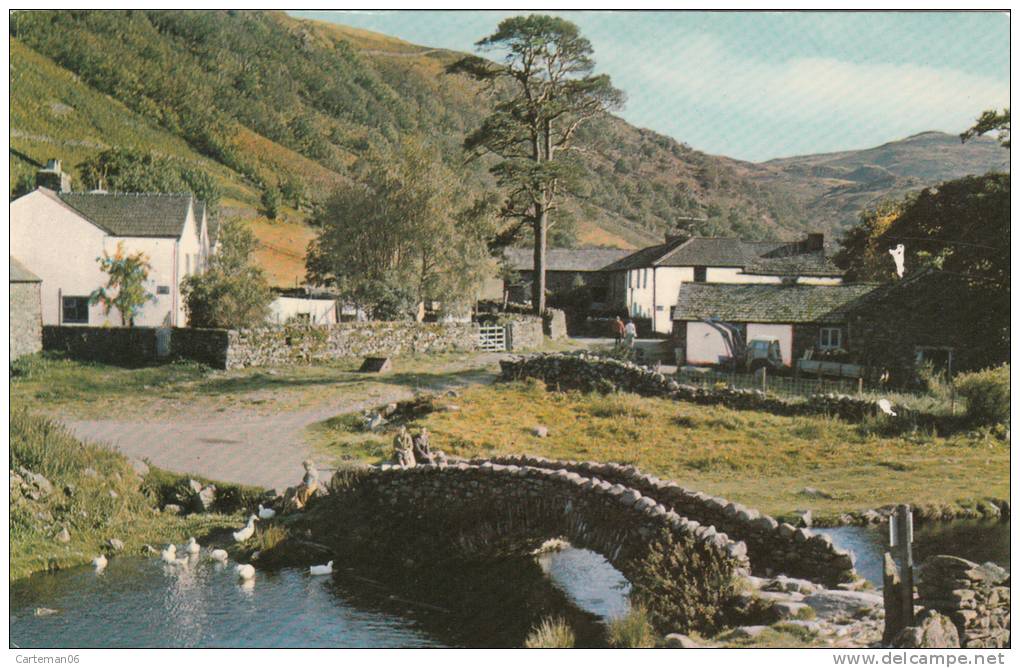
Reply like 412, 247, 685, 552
268, 296, 338, 325
652, 266, 692, 334
10, 191, 201, 327
746, 323, 794, 366
685, 321, 732, 365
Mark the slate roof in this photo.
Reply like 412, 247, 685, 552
504, 247, 631, 272
55, 191, 196, 238
604, 236, 843, 277
672, 283, 879, 324
10, 257, 41, 282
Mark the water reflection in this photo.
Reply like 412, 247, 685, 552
10, 547, 628, 648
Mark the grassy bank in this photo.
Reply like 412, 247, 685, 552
10, 407, 257, 580
309, 380, 1008, 521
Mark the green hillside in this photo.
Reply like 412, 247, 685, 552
9, 11, 1009, 286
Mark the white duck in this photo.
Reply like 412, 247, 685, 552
92, 555, 108, 572
309, 560, 333, 576
258, 504, 276, 520
185, 537, 201, 556
209, 548, 229, 562
235, 563, 256, 581
878, 398, 897, 416
161, 544, 178, 563
232, 515, 258, 543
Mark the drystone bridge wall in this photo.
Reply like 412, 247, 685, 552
339, 460, 750, 632
465, 455, 857, 586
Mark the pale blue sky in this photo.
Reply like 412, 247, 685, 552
290, 10, 1009, 162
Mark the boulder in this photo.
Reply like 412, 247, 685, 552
162, 503, 183, 515
893, 610, 960, 648
730, 625, 769, 639
804, 590, 883, 620
195, 484, 217, 512
772, 601, 813, 620
532, 425, 549, 438
129, 458, 149, 478
795, 509, 813, 528
55, 527, 71, 543
664, 633, 702, 648
107, 538, 125, 552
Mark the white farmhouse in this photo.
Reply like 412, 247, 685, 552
10, 162, 211, 327
603, 233, 844, 334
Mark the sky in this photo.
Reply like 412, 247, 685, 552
290, 10, 1009, 162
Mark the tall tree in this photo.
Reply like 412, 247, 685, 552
89, 242, 156, 326
181, 218, 272, 328
447, 15, 625, 314
305, 139, 497, 321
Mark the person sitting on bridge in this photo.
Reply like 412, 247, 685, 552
393, 426, 416, 468
284, 459, 320, 511
412, 427, 436, 466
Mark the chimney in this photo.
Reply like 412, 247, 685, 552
804, 233, 824, 252
36, 158, 71, 193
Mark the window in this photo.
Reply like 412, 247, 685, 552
916, 347, 954, 375
185, 255, 191, 276
62, 296, 89, 324
642, 268, 648, 288
156, 286, 170, 295
694, 266, 707, 282
819, 327, 842, 350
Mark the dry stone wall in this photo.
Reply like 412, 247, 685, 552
471, 455, 857, 586
10, 282, 42, 360
917, 556, 1010, 648
501, 352, 901, 423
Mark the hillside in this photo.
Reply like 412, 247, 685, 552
9, 11, 1009, 286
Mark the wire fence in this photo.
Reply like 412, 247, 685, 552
675, 367, 866, 399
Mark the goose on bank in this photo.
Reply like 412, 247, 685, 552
232, 515, 258, 543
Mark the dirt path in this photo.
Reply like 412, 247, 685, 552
62, 359, 504, 491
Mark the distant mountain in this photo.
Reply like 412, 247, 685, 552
9, 11, 1009, 286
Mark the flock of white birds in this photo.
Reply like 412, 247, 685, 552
90, 512, 333, 584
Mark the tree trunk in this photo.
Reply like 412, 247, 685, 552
532, 205, 547, 315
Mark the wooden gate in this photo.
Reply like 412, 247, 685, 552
478, 325, 507, 352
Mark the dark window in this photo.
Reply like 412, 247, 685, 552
589, 287, 607, 302
156, 285, 170, 295
694, 266, 707, 282
62, 296, 89, 324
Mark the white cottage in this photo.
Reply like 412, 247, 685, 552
603, 233, 844, 334
10, 172, 211, 327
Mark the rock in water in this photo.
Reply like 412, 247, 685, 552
893, 610, 960, 648
34, 608, 59, 617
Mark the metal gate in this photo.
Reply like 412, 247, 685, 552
478, 325, 507, 352
155, 327, 172, 359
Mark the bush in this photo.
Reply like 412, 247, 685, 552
607, 605, 656, 648
523, 616, 575, 649
955, 364, 1010, 427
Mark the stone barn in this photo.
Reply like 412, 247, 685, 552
10, 257, 43, 359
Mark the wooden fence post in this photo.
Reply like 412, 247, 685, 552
882, 504, 915, 644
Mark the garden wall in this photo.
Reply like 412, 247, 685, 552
42, 325, 158, 366
917, 556, 1010, 648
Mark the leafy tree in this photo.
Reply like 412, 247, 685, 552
77, 148, 221, 215
261, 185, 282, 220
835, 173, 1009, 287
447, 15, 625, 314
961, 108, 1010, 148
181, 218, 272, 328
306, 138, 497, 321
89, 241, 156, 326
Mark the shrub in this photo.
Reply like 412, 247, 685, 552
955, 364, 1009, 427
607, 604, 656, 648
523, 616, 575, 648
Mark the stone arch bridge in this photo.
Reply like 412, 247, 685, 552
330, 456, 857, 632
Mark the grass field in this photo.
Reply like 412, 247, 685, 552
310, 379, 1008, 521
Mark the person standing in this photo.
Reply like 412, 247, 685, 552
624, 319, 637, 349
612, 316, 625, 346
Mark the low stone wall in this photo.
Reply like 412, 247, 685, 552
170, 327, 230, 369
917, 556, 1010, 648
223, 321, 479, 368
335, 460, 749, 633
42, 325, 158, 366
470, 455, 856, 586
10, 282, 42, 360
500, 352, 901, 423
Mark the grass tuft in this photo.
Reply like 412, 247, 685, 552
523, 616, 576, 648
606, 604, 657, 648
